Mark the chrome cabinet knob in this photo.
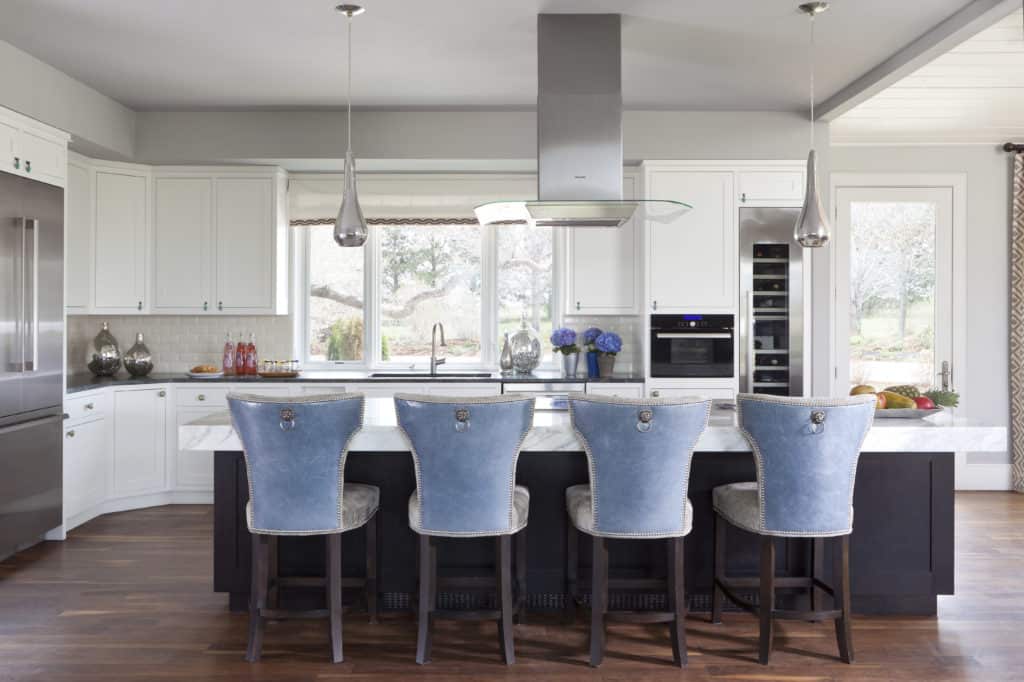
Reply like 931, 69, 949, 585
576, 301, 581, 311
84, 403, 94, 410
203, 301, 208, 311
66, 430, 75, 438
158, 390, 166, 398
740, 192, 747, 203
137, 301, 143, 311
652, 390, 661, 398
13, 157, 19, 170
218, 301, 223, 311
652, 300, 658, 311
197, 394, 205, 401
24, 160, 31, 173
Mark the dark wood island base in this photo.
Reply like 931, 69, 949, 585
214, 450, 953, 617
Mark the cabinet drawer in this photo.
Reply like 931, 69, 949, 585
648, 386, 734, 400
585, 383, 645, 399
64, 393, 109, 423
176, 387, 229, 407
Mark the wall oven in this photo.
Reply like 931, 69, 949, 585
650, 314, 735, 378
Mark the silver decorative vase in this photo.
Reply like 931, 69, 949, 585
561, 351, 579, 378
597, 353, 616, 378
86, 322, 121, 376
124, 332, 154, 377
509, 317, 541, 375
499, 332, 514, 374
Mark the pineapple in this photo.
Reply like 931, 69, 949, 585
883, 385, 920, 399
923, 389, 959, 408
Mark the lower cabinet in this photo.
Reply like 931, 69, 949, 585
112, 387, 168, 497
585, 383, 645, 399
648, 386, 735, 400
63, 417, 109, 521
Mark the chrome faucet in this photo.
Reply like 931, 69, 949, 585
430, 322, 447, 375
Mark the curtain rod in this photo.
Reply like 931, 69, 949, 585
1004, 143, 1024, 153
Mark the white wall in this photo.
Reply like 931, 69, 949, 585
830, 144, 1012, 489
0, 40, 135, 159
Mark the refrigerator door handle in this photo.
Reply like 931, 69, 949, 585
22, 218, 37, 372
745, 289, 755, 393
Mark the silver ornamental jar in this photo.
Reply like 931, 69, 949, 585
509, 317, 542, 374
123, 332, 154, 377
86, 322, 121, 376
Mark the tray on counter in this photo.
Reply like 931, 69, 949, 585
257, 371, 301, 379
875, 405, 944, 419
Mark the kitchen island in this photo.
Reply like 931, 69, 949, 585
180, 399, 1006, 617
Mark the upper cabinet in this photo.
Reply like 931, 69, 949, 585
737, 170, 805, 206
0, 106, 69, 188
564, 170, 641, 316
645, 165, 736, 311
65, 157, 93, 310
67, 159, 289, 315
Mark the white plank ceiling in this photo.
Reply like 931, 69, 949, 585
832, 9, 1024, 145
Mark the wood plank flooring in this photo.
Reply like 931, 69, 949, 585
0, 492, 1021, 681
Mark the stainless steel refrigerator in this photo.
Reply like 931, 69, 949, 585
738, 207, 807, 397
0, 172, 63, 559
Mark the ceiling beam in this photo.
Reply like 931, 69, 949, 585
817, 0, 1021, 121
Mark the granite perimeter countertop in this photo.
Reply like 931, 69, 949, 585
66, 370, 644, 394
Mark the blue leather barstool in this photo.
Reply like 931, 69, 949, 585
228, 393, 379, 664
566, 394, 712, 668
394, 393, 534, 665
711, 394, 876, 665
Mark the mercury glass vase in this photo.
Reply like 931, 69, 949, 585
561, 351, 579, 378
509, 317, 541, 374
597, 353, 616, 378
123, 332, 154, 377
86, 322, 121, 376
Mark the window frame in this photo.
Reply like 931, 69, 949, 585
293, 173, 562, 371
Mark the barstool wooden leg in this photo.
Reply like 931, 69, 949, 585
328, 533, 344, 663
758, 535, 775, 665
267, 536, 279, 609
834, 535, 855, 663
711, 513, 726, 624
589, 535, 608, 667
515, 528, 527, 624
246, 534, 269, 662
415, 534, 434, 665
668, 536, 688, 667
810, 537, 824, 618
365, 514, 379, 624
564, 522, 578, 624
497, 535, 516, 664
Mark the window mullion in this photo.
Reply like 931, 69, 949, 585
481, 224, 498, 368
365, 224, 380, 369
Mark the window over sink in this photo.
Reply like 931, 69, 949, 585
292, 174, 557, 370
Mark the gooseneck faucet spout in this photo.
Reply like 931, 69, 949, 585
430, 322, 447, 375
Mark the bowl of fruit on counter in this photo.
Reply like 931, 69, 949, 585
849, 384, 959, 419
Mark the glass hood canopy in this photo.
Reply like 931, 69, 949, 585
473, 199, 691, 228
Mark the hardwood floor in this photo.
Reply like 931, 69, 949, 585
0, 492, 1020, 681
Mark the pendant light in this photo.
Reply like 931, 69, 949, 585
334, 4, 368, 247
794, 2, 831, 249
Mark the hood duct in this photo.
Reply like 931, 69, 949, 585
475, 14, 690, 228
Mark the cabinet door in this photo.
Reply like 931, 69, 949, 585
17, 130, 66, 187
94, 171, 148, 312
113, 388, 166, 496
738, 171, 803, 206
585, 383, 644, 399
214, 178, 274, 312
566, 173, 640, 315
64, 418, 108, 521
648, 171, 735, 310
153, 177, 212, 312
0, 121, 17, 175
65, 161, 92, 309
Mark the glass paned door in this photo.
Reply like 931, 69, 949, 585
835, 187, 953, 394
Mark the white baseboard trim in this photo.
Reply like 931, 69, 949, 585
52, 489, 214, 537
955, 451, 1012, 490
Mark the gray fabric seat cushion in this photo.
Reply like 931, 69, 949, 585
712, 481, 761, 534
566, 484, 693, 538
408, 485, 530, 537
247, 482, 380, 535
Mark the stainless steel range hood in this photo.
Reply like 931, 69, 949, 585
474, 14, 690, 228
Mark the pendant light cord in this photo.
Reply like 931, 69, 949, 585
347, 14, 353, 155
809, 13, 815, 152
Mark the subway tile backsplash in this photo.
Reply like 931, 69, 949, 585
67, 315, 294, 374
561, 314, 642, 375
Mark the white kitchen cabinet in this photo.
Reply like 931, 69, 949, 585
214, 177, 278, 313
645, 167, 736, 311
112, 387, 167, 497
0, 106, 68, 187
648, 386, 734, 400
93, 166, 150, 313
153, 177, 212, 312
65, 157, 93, 310
63, 417, 109, 523
565, 171, 641, 315
738, 170, 804, 206
585, 383, 645, 399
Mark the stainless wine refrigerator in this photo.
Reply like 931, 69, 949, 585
738, 207, 809, 397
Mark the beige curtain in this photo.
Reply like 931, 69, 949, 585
1011, 152, 1024, 492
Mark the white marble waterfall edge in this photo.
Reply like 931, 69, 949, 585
179, 397, 1007, 453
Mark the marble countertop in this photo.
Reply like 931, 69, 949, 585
66, 370, 643, 394
178, 397, 1008, 454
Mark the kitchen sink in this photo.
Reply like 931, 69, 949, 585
369, 372, 494, 379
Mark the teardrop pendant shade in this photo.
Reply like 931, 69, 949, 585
334, 151, 368, 247
794, 149, 831, 248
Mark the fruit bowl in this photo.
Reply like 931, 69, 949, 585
874, 405, 944, 419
